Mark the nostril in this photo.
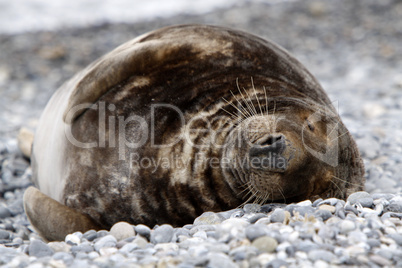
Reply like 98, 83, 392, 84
261, 134, 284, 147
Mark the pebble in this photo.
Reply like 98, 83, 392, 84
135, 224, 151, 240
308, 249, 336, 263
243, 203, 261, 214
339, 220, 356, 234
385, 196, 402, 213
270, 209, 286, 223
28, 239, 55, 258
65, 233, 81, 245
193, 212, 225, 225
387, 233, 402, 246
251, 236, 278, 253
0, 206, 12, 219
245, 224, 268, 241
319, 204, 336, 213
347, 191, 374, 207
110, 221, 135, 241
52, 252, 74, 265
94, 235, 117, 251
0, 230, 10, 239
150, 225, 174, 244
314, 209, 332, 221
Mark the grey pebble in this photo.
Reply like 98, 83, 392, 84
0, 206, 11, 219
52, 252, 74, 265
294, 205, 315, 216
267, 259, 288, 268
270, 208, 286, 223
296, 240, 320, 252
150, 224, 174, 244
229, 245, 258, 261
348, 230, 367, 244
82, 230, 97, 241
243, 203, 261, 214
229, 209, 245, 218
367, 238, 381, 248
217, 208, 243, 219
370, 254, 393, 267
0, 246, 21, 264
384, 196, 402, 213
28, 239, 55, 258
308, 249, 336, 262
135, 224, 151, 240
193, 212, 225, 225
376, 249, 394, 260
318, 225, 336, 240
314, 209, 332, 221
387, 233, 402, 246
344, 204, 359, 215
0, 229, 10, 239
312, 198, 324, 207
347, 191, 373, 207
207, 252, 237, 268
94, 235, 117, 251
245, 224, 268, 241
71, 242, 93, 254
243, 213, 267, 223
260, 203, 286, 213
372, 193, 395, 200
318, 198, 339, 206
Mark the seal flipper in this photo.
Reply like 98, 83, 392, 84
23, 186, 102, 242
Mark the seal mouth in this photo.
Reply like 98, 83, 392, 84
249, 134, 288, 172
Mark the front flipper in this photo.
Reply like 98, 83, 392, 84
23, 186, 102, 242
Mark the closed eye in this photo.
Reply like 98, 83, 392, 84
306, 119, 315, 131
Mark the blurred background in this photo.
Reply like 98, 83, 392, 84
0, 0, 259, 34
0, 0, 401, 193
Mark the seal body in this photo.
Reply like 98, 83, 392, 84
27, 25, 364, 239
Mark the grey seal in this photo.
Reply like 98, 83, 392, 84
24, 24, 365, 241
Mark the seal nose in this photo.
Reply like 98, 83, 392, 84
249, 134, 286, 157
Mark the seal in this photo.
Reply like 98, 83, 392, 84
24, 24, 365, 241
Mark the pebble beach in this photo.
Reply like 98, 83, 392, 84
1, 0, 402, 267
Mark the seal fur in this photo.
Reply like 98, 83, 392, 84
25, 24, 365, 241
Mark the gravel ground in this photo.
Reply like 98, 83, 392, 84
1, 0, 401, 267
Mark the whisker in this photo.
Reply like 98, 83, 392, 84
236, 78, 256, 117
221, 97, 247, 120
230, 93, 252, 119
250, 77, 263, 116
329, 178, 343, 196
276, 184, 286, 203
232, 81, 252, 118
331, 175, 364, 188
243, 85, 258, 116
242, 81, 258, 116
327, 121, 340, 138
330, 131, 348, 143
263, 86, 269, 117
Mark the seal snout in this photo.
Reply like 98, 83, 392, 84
250, 134, 286, 156
249, 134, 288, 171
